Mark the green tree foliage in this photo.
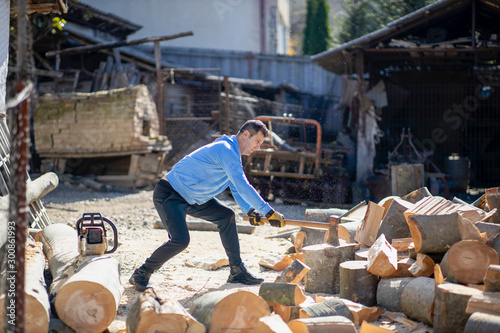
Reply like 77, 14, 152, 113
333, 0, 435, 45
302, 0, 332, 55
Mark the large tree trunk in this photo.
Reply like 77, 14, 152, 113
406, 213, 462, 253
433, 283, 482, 333
0, 239, 50, 332
400, 277, 435, 325
339, 260, 379, 306
39, 223, 124, 333
189, 290, 270, 332
376, 198, 414, 243
126, 287, 205, 333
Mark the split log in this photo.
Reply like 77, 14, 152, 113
447, 239, 499, 284
376, 277, 414, 312
189, 290, 270, 332
355, 201, 386, 247
275, 259, 310, 284
465, 312, 500, 333
433, 283, 482, 333
400, 277, 435, 325
484, 264, 500, 292
299, 297, 354, 322
367, 234, 398, 277
293, 231, 306, 253
0, 240, 50, 332
376, 198, 414, 243
269, 297, 315, 323
466, 292, 500, 316
341, 299, 385, 326
486, 187, 500, 223
254, 314, 293, 333
259, 253, 293, 271
457, 214, 486, 242
355, 247, 370, 260
434, 264, 445, 285
400, 186, 432, 204
359, 321, 395, 333
126, 287, 205, 333
406, 213, 462, 253
408, 253, 435, 277
391, 238, 414, 252
303, 242, 359, 294
339, 260, 379, 306
338, 221, 362, 243
288, 316, 357, 333
385, 258, 416, 278
475, 222, 500, 245
259, 282, 306, 306
40, 223, 124, 333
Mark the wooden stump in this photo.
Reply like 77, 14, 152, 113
376, 277, 414, 312
433, 283, 482, 333
465, 312, 500, 333
447, 239, 499, 284
400, 277, 435, 325
367, 234, 398, 277
299, 227, 328, 248
406, 213, 462, 253
339, 260, 379, 306
299, 297, 354, 322
254, 314, 293, 333
259, 282, 306, 306
391, 163, 425, 197
275, 259, 310, 284
0, 240, 50, 332
303, 242, 359, 294
189, 290, 270, 332
126, 287, 205, 333
377, 198, 414, 243
288, 316, 357, 333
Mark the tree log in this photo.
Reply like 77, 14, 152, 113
303, 242, 359, 294
275, 259, 310, 284
475, 222, 500, 246
299, 297, 354, 322
338, 221, 362, 243
126, 287, 205, 333
466, 292, 500, 316
377, 198, 414, 243
484, 264, 500, 292
391, 164, 425, 197
339, 260, 379, 306
408, 253, 435, 277
376, 277, 414, 312
259, 253, 294, 271
189, 290, 270, 332
288, 316, 357, 333
367, 234, 398, 277
254, 314, 293, 333
259, 282, 306, 306
401, 186, 432, 204
400, 277, 435, 325
298, 227, 328, 248
0, 240, 50, 332
355, 201, 385, 247
433, 283, 482, 333
385, 258, 416, 278
447, 239, 499, 284
465, 312, 500, 333
457, 214, 485, 242
406, 213, 462, 253
269, 297, 315, 323
486, 187, 500, 223
391, 238, 414, 252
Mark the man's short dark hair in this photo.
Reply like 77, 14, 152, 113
237, 120, 269, 138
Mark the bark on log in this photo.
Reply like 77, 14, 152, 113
391, 164, 425, 197
408, 253, 435, 277
0, 240, 50, 332
338, 221, 362, 243
254, 314, 292, 333
457, 214, 486, 243
299, 227, 328, 248
466, 292, 500, 316
400, 277, 435, 325
367, 234, 398, 277
433, 283, 482, 333
126, 287, 205, 333
484, 264, 500, 292
406, 213, 462, 253
376, 277, 414, 312
288, 316, 357, 333
275, 259, 310, 284
355, 201, 386, 247
339, 260, 379, 306
299, 297, 354, 322
303, 242, 359, 294
259, 282, 306, 306
377, 198, 413, 243
465, 312, 500, 333
189, 290, 270, 332
447, 239, 499, 284
439, 251, 458, 283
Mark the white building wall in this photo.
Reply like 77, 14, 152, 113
82, 0, 289, 54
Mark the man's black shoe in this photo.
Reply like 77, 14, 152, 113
227, 263, 264, 285
129, 267, 151, 292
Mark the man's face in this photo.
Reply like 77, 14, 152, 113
240, 130, 265, 156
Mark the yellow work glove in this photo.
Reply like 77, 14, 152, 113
247, 208, 264, 226
266, 210, 286, 228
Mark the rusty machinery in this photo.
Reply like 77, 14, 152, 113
244, 115, 354, 205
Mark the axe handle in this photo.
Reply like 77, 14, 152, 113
243, 216, 329, 229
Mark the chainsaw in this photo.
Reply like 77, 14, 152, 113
76, 212, 118, 256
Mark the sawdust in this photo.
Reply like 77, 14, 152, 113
42, 182, 431, 333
